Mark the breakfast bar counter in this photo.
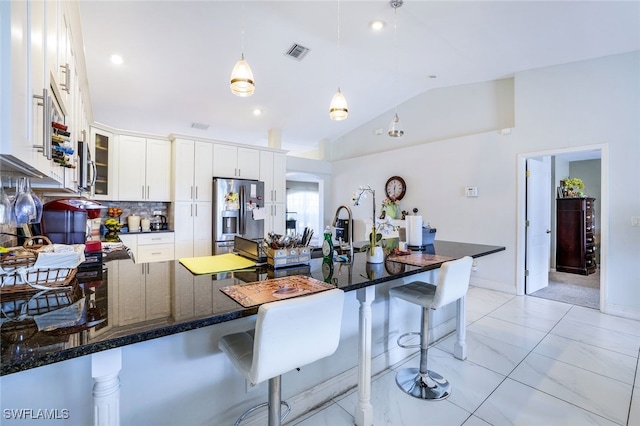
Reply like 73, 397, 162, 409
1, 241, 504, 376
1, 240, 504, 425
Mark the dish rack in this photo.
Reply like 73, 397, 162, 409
0, 239, 78, 295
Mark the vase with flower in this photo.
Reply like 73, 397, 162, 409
561, 177, 585, 198
353, 185, 398, 263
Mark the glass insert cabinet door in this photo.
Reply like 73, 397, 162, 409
91, 128, 114, 199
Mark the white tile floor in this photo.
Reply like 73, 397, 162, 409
291, 287, 640, 426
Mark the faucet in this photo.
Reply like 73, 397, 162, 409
332, 205, 354, 261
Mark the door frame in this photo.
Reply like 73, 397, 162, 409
516, 143, 608, 312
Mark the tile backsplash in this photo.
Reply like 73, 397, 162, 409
1, 190, 173, 248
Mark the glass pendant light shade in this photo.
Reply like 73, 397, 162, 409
388, 113, 404, 137
230, 54, 255, 97
329, 88, 349, 121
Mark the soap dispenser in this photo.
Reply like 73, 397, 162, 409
322, 226, 334, 258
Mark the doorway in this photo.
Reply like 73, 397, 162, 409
517, 144, 608, 311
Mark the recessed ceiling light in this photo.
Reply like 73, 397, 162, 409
253, 108, 262, 116
370, 20, 386, 31
110, 54, 123, 65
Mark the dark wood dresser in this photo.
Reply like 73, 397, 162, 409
556, 197, 596, 275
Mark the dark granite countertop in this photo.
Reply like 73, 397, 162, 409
0, 241, 504, 376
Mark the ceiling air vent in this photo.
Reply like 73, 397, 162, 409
191, 122, 209, 130
285, 43, 310, 61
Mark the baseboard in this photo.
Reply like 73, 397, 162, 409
603, 302, 640, 321
471, 276, 515, 294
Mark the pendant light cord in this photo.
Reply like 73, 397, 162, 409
337, 0, 342, 90
241, 1, 246, 58
393, 6, 398, 114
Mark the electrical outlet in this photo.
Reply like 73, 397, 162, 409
632, 216, 640, 227
246, 379, 258, 393
153, 210, 162, 215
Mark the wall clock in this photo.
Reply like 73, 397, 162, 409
385, 176, 406, 201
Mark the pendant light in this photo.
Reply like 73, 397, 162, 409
230, 2, 255, 97
329, 0, 348, 120
388, 0, 404, 137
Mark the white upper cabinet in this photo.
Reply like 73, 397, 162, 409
172, 138, 213, 259
2, 0, 88, 187
1, 1, 45, 170
260, 151, 287, 204
118, 135, 171, 201
213, 144, 260, 180
172, 138, 213, 202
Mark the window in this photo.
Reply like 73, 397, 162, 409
286, 181, 320, 245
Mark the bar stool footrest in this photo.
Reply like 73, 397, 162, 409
234, 401, 291, 426
397, 331, 421, 349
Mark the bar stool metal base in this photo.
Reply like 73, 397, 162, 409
395, 367, 451, 400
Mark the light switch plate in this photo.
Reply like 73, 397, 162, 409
465, 187, 478, 197
632, 216, 640, 227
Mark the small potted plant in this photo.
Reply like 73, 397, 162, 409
562, 177, 585, 197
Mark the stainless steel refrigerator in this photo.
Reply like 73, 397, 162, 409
213, 177, 265, 254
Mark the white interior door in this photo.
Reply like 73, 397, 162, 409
525, 157, 552, 293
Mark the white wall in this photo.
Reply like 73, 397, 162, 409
330, 51, 640, 317
515, 51, 639, 316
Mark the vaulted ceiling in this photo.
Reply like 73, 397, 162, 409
78, 1, 640, 155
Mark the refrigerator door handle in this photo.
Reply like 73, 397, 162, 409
239, 185, 246, 235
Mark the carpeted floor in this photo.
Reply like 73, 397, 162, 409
530, 269, 600, 309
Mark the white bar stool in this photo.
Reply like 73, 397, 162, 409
219, 288, 345, 426
389, 256, 473, 401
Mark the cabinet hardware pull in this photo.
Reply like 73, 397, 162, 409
195, 204, 198, 216
190, 204, 193, 217
32, 88, 52, 160
195, 186, 198, 200
142, 185, 145, 199
147, 186, 150, 199
190, 186, 193, 199
60, 64, 71, 94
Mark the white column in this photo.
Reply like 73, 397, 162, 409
355, 286, 375, 426
453, 296, 467, 360
92, 348, 122, 426
267, 128, 281, 150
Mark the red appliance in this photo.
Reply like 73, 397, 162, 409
41, 199, 104, 244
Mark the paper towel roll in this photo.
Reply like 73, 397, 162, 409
406, 215, 423, 246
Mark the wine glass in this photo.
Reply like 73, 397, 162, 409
13, 177, 36, 225
25, 178, 43, 223
0, 183, 11, 225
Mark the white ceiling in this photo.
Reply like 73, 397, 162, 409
78, 1, 640, 155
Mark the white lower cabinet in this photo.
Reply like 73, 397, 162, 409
137, 233, 175, 263
174, 202, 211, 259
118, 232, 175, 263
116, 261, 170, 325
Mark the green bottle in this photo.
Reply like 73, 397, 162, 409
322, 226, 334, 259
